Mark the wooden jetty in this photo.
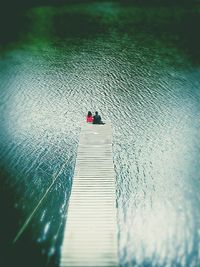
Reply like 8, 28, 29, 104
60, 122, 118, 267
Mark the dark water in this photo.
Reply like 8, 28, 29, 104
0, 1, 200, 267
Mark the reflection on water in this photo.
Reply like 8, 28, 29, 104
0, 1, 200, 267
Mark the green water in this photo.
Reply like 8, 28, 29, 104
0, 1, 200, 267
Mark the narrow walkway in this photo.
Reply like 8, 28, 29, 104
60, 122, 118, 267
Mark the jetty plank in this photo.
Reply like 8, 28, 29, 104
60, 122, 118, 267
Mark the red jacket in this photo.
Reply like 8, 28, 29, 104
86, 116, 93, 123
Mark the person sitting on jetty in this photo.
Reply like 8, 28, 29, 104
86, 111, 93, 123
93, 111, 105, 124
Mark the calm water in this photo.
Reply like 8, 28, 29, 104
0, 2, 200, 267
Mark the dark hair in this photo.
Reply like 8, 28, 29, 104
87, 111, 92, 117
95, 111, 98, 115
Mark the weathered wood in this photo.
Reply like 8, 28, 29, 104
60, 122, 118, 267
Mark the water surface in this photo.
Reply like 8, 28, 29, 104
0, 2, 200, 267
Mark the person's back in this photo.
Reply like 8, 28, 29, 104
86, 111, 93, 123
93, 111, 104, 124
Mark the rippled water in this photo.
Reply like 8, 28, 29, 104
1, 2, 200, 267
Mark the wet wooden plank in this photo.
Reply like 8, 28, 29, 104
60, 122, 118, 267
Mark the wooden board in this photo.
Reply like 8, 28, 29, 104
60, 122, 118, 267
